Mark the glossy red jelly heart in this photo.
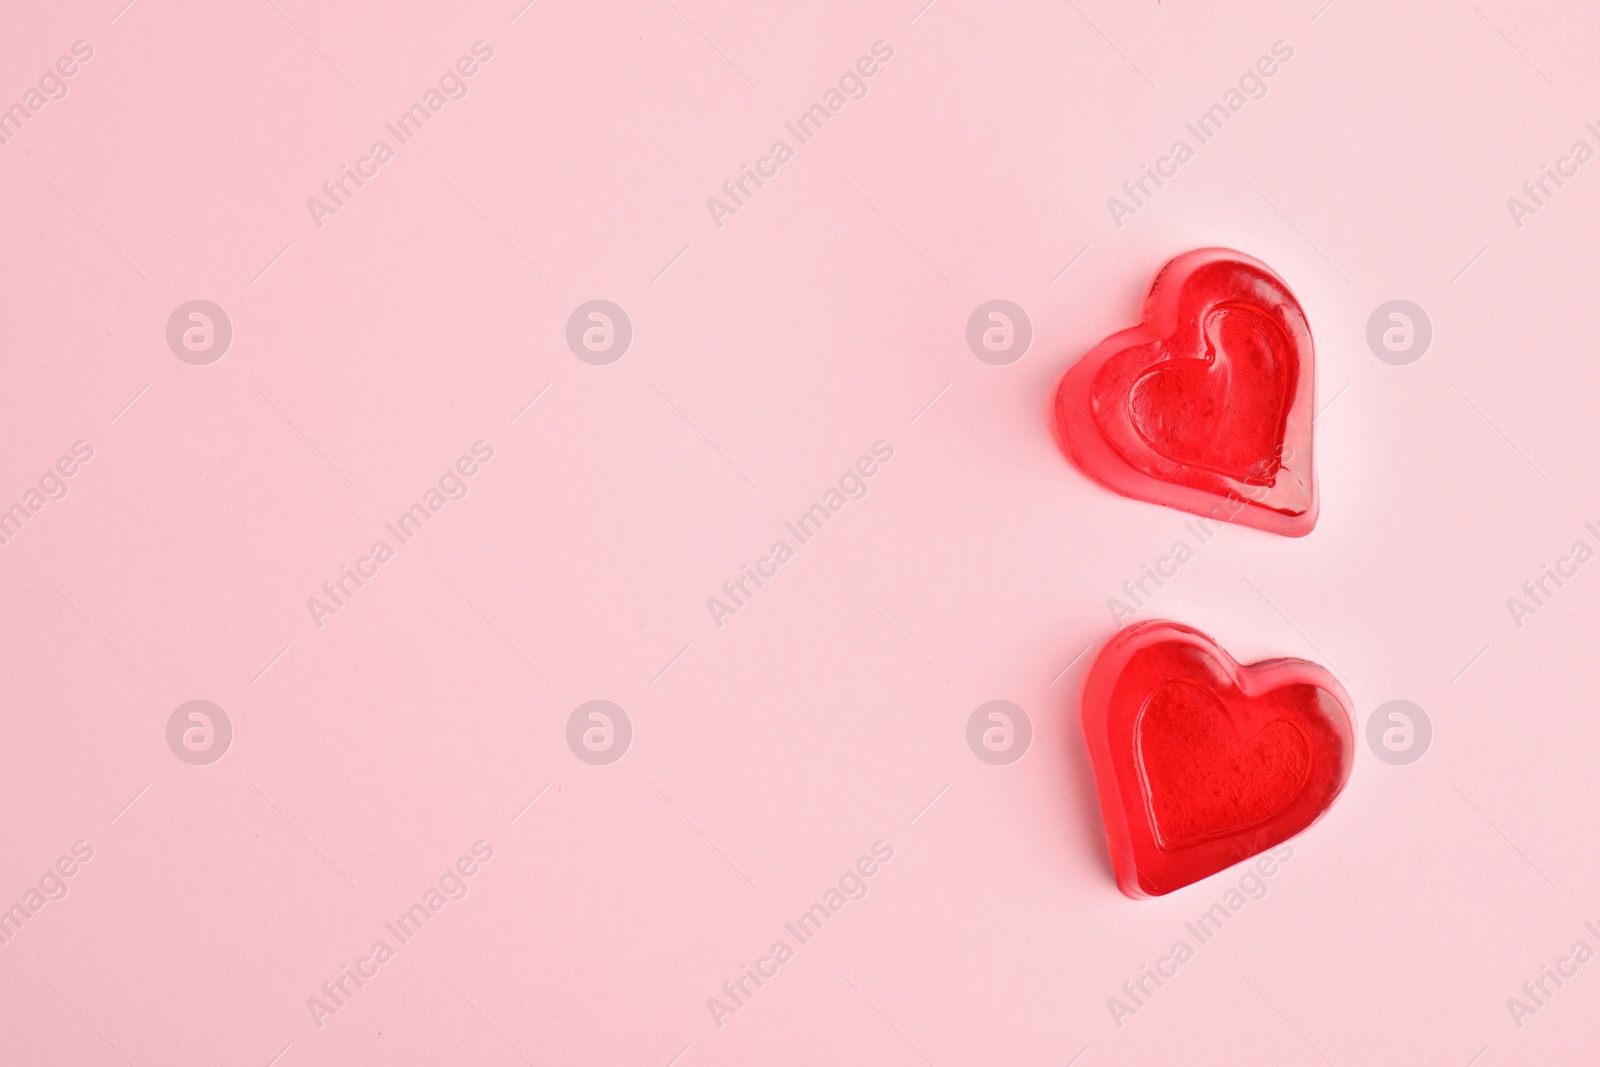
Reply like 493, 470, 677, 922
1080, 621, 1353, 898
1056, 248, 1317, 536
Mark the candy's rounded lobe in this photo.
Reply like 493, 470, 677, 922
1079, 621, 1353, 898
1056, 249, 1317, 536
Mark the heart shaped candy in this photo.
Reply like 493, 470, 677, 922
1056, 248, 1317, 536
1080, 621, 1353, 898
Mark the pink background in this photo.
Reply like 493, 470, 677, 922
2, 0, 1597, 1063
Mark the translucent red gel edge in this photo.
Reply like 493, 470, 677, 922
1054, 248, 1318, 537
1080, 620, 1355, 898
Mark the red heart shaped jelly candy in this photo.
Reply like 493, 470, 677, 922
1080, 621, 1353, 898
1056, 248, 1318, 536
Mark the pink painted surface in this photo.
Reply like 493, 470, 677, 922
1, 0, 1597, 1064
